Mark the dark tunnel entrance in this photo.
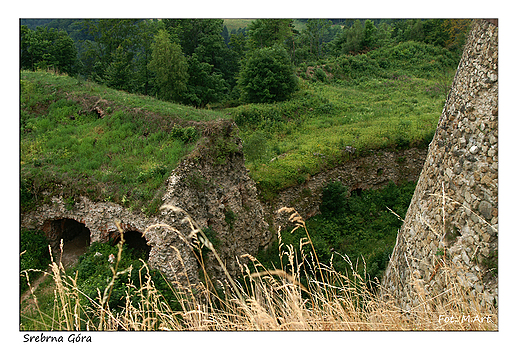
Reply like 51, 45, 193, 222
48, 219, 91, 267
114, 231, 151, 260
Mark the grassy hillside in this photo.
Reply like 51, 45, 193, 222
21, 40, 456, 212
228, 41, 457, 200
20, 70, 229, 215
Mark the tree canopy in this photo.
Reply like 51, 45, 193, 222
238, 45, 298, 103
20, 25, 77, 74
148, 29, 188, 102
19, 18, 472, 107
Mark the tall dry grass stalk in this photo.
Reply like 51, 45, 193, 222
21, 206, 497, 331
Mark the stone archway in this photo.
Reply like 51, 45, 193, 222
43, 218, 91, 267
114, 230, 151, 260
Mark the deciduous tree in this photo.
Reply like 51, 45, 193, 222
148, 29, 188, 102
238, 45, 298, 103
20, 25, 77, 74
181, 54, 227, 108
247, 19, 293, 50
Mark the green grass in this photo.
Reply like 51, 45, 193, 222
20, 40, 457, 209
228, 42, 456, 200
222, 19, 254, 32
20, 70, 228, 215
230, 76, 447, 200
256, 181, 417, 284
20, 240, 179, 330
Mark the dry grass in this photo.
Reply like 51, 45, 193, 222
20, 207, 497, 331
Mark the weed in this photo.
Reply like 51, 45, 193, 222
20, 205, 497, 331
20, 71, 225, 214
224, 210, 237, 231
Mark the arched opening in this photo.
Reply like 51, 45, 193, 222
114, 231, 151, 260
47, 219, 91, 267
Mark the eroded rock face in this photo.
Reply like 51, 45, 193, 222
267, 148, 428, 234
158, 120, 271, 283
21, 195, 155, 249
381, 20, 498, 310
21, 119, 270, 286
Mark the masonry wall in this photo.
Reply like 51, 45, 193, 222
381, 19, 498, 310
21, 120, 270, 286
268, 147, 427, 234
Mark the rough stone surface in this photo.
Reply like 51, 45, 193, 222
21, 120, 270, 286
266, 147, 428, 234
381, 20, 498, 309
159, 120, 270, 283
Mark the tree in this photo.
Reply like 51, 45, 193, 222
362, 20, 377, 49
222, 25, 230, 47
330, 19, 365, 54
148, 29, 188, 102
247, 19, 293, 50
20, 26, 77, 74
238, 45, 298, 103
163, 19, 225, 63
181, 54, 227, 108
81, 19, 141, 83
164, 19, 237, 97
303, 19, 333, 59
441, 19, 472, 53
229, 31, 247, 58
134, 20, 162, 95
104, 45, 134, 91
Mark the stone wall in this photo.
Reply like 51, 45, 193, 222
381, 19, 498, 310
21, 119, 270, 286
267, 147, 428, 234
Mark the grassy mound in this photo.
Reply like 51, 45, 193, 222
20, 70, 229, 215
227, 42, 457, 200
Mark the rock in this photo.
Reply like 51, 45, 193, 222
478, 200, 493, 220
381, 20, 498, 311
21, 120, 271, 286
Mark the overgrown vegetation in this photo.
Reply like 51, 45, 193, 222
256, 181, 416, 284
20, 206, 497, 331
20, 229, 51, 294
20, 19, 487, 332
20, 234, 180, 330
233, 42, 452, 199
20, 70, 227, 215
20, 19, 465, 205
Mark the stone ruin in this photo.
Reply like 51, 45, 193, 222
381, 19, 498, 310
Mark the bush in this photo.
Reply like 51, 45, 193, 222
75, 241, 178, 311
20, 229, 51, 293
320, 181, 349, 217
238, 45, 298, 103
170, 125, 199, 143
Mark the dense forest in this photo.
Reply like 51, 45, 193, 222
20, 18, 471, 108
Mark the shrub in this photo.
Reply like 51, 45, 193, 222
20, 229, 51, 293
170, 125, 199, 143
320, 181, 349, 217
238, 45, 298, 103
